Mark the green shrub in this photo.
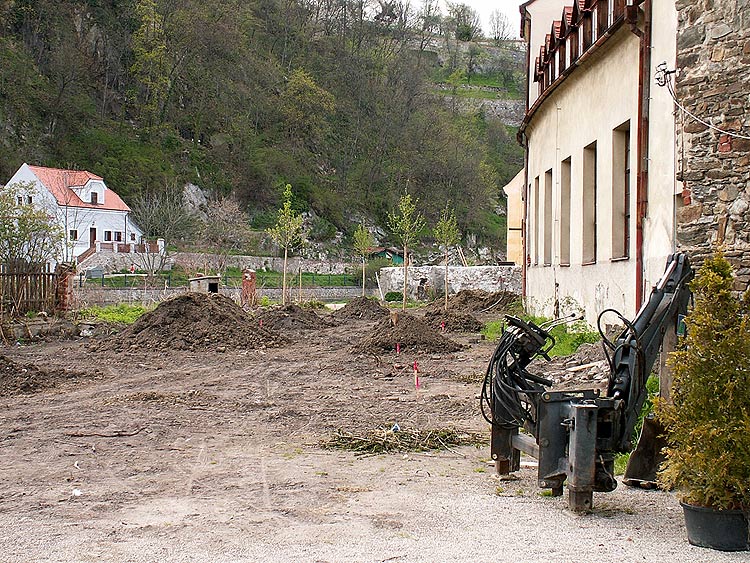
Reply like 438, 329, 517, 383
657, 251, 750, 511
384, 291, 403, 302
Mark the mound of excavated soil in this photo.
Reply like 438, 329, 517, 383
423, 310, 483, 333
428, 290, 520, 314
100, 292, 288, 351
334, 297, 389, 321
256, 304, 330, 332
0, 355, 85, 397
354, 312, 462, 354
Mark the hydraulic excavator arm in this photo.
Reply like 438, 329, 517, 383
480, 253, 693, 511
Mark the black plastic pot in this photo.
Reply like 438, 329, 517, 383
681, 502, 749, 551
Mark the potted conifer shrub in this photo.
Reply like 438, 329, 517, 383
657, 251, 750, 551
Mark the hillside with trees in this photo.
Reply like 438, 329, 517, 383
0, 0, 523, 257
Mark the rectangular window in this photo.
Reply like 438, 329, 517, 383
114, 232, 123, 242
104, 230, 112, 242
560, 157, 572, 266
533, 176, 540, 265
612, 121, 631, 259
91, 192, 98, 204
583, 141, 597, 264
69, 229, 78, 241
17, 196, 22, 205
544, 169, 553, 265
130, 233, 136, 241
26, 196, 33, 204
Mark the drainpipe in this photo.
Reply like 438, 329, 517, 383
629, 0, 651, 308
520, 131, 529, 300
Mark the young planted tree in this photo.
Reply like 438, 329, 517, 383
388, 191, 426, 311
267, 184, 304, 305
0, 182, 63, 267
352, 222, 375, 297
433, 204, 460, 311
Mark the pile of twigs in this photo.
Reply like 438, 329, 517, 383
324, 426, 487, 455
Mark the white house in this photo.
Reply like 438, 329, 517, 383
516, 0, 678, 326
5, 163, 144, 264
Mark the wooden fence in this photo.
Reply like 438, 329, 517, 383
0, 263, 58, 317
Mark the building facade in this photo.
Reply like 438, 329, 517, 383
518, 0, 678, 326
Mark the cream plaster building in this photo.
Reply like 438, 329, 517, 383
517, 0, 679, 326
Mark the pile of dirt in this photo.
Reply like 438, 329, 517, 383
334, 297, 389, 321
430, 290, 520, 314
256, 304, 330, 332
354, 312, 462, 354
452, 289, 520, 313
423, 310, 483, 333
100, 292, 288, 351
0, 355, 84, 397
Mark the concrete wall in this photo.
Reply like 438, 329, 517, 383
522, 5, 678, 326
378, 266, 521, 299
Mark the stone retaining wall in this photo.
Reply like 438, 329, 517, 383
378, 265, 521, 299
73, 286, 369, 307
675, 0, 750, 289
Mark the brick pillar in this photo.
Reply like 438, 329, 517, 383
241, 269, 257, 307
55, 263, 77, 313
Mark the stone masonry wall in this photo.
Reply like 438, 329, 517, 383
675, 0, 750, 290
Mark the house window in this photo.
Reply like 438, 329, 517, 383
612, 121, 631, 259
544, 169, 553, 266
114, 232, 123, 242
69, 229, 78, 241
583, 141, 598, 265
91, 192, 98, 204
560, 157, 572, 266
130, 233, 136, 241
533, 176, 540, 265
104, 230, 112, 241
17, 196, 22, 205
26, 196, 33, 204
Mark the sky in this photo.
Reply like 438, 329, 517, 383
452, 0, 523, 39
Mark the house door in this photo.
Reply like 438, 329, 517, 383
89, 227, 97, 247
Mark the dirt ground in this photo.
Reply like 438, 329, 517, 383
0, 299, 744, 563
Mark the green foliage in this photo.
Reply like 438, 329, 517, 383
267, 184, 304, 251
0, 182, 64, 265
482, 316, 599, 357
388, 191, 426, 310
352, 222, 375, 296
310, 216, 337, 242
78, 304, 150, 324
353, 256, 390, 288
657, 251, 750, 511
433, 204, 460, 251
0, 0, 523, 254
385, 291, 403, 302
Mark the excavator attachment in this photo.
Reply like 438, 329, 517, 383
622, 414, 668, 488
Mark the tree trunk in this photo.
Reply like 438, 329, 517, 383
402, 244, 408, 311
361, 257, 366, 297
282, 246, 288, 305
444, 249, 449, 311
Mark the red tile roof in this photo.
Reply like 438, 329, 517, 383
28, 165, 131, 212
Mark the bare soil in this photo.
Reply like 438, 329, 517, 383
255, 304, 332, 334
422, 309, 483, 333
0, 305, 738, 562
354, 312, 463, 354
333, 296, 389, 321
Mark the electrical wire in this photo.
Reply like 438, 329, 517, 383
656, 63, 750, 141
